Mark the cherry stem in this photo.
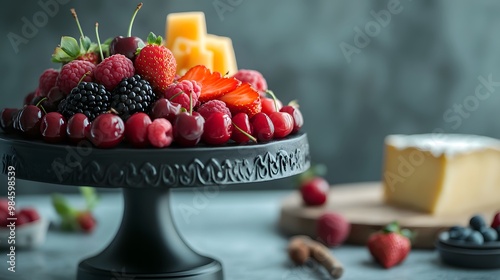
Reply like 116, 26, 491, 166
95, 22, 104, 61
35, 97, 48, 114
168, 90, 184, 102
189, 90, 193, 115
128, 3, 143, 37
70, 8, 85, 39
288, 99, 300, 108
232, 121, 257, 143
265, 90, 279, 112
78, 71, 91, 85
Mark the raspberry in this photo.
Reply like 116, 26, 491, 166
233, 69, 268, 97
147, 118, 173, 148
316, 212, 351, 247
94, 54, 135, 91
162, 80, 201, 110
38, 68, 59, 96
197, 100, 232, 119
56, 60, 95, 95
18, 208, 40, 222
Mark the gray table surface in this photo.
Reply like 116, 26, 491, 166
0, 190, 499, 280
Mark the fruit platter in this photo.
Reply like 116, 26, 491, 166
0, 4, 310, 280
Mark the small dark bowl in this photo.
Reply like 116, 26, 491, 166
436, 232, 500, 269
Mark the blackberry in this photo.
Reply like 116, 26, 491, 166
58, 82, 111, 121
111, 75, 156, 120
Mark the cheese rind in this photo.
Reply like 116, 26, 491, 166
383, 134, 500, 214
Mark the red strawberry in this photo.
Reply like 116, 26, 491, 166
218, 83, 261, 117
77, 211, 96, 233
134, 33, 177, 92
179, 65, 239, 102
18, 208, 40, 223
367, 222, 412, 269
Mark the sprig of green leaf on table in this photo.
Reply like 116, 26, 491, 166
51, 187, 99, 231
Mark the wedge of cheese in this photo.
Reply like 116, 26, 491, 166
165, 12, 207, 51
165, 11, 238, 75
205, 34, 237, 75
382, 134, 500, 215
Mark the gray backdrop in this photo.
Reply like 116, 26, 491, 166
2, 0, 500, 193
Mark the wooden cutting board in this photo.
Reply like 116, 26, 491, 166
278, 182, 499, 249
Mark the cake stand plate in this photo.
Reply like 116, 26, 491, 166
0, 133, 310, 280
279, 182, 499, 249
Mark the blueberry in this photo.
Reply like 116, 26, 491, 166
480, 227, 498, 242
448, 226, 472, 240
465, 230, 484, 245
469, 215, 487, 231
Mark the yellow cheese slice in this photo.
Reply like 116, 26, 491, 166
165, 12, 207, 51
382, 134, 500, 215
205, 34, 238, 76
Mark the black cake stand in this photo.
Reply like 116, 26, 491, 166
0, 133, 310, 280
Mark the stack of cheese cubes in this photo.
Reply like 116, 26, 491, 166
165, 12, 238, 76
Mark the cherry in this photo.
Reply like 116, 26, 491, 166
0, 211, 8, 227
0, 199, 8, 214
36, 87, 65, 113
24, 91, 36, 105
300, 177, 329, 206
40, 112, 67, 143
19, 105, 43, 138
231, 113, 255, 144
280, 105, 303, 134
251, 112, 274, 142
150, 98, 182, 122
12, 109, 23, 131
67, 113, 90, 144
0, 108, 19, 133
173, 112, 204, 147
77, 211, 96, 233
18, 208, 40, 223
261, 97, 283, 115
269, 111, 293, 139
109, 3, 144, 60
125, 112, 152, 148
88, 113, 125, 148
202, 112, 232, 145
147, 118, 174, 148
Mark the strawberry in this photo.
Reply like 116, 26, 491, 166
179, 65, 239, 102
367, 222, 412, 269
135, 32, 177, 92
218, 83, 261, 117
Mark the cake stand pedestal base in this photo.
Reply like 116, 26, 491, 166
77, 188, 223, 280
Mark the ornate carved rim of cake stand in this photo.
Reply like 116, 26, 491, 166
0, 132, 310, 188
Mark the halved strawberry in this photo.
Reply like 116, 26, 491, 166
218, 83, 261, 117
179, 65, 239, 102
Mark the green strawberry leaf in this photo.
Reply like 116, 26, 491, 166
79, 36, 92, 52
383, 221, 400, 233
59, 36, 81, 58
101, 37, 113, 58
147, 32, 163, 45
51, 194, 75, 217
297, 164, 327, 186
